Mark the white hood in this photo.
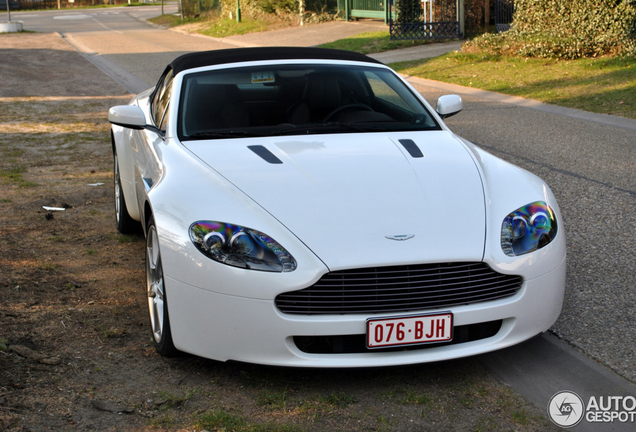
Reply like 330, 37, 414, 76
184, 131, 486, 270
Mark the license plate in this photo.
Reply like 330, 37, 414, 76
366, 312, 453, 349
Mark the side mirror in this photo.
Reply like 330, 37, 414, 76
108, 105, 147, 130
436, 95, 463, 119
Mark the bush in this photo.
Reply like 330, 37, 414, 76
394, 0, 423, 24
464, 0, 636, 59
182, 0, 222, 18
216, 0, 337, 21
464, 0, 486, 35
257, 0, 297, 14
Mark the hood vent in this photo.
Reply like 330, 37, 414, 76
248, 145, 283, 164
398, 139, 424, 158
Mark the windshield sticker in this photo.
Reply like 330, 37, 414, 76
251, 71, 275, 84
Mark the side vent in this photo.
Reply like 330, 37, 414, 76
398, 139, 424, 158
248, 145, 283, 164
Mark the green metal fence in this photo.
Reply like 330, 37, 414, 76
389, 0, 460, 40
338, 0, 391, 23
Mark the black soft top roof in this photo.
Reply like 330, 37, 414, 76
169, 47, 383, 75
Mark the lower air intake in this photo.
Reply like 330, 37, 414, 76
294, 320, 503, 354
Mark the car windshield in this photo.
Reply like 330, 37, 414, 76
177, 64, 440, 140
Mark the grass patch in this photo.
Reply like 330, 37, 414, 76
375, 414, 392, 431
38, 261, 62, 271
2, 147, 26, 158
117, 234, 141, 244
147, 414, 176, 428
158, 389, 197, 409
401, 390, 431, 406
318, 392, 357, 408
148, 13, 209, 28
196, 409, 301, 432
198, 18, 273, 38
512, 409, 531, 425
0, 167, 37, 187
99, 326, 126, 339
149, 14, 275, 38
0, 30, 37, 35
256, 388, 289, 410
391, 52, 636, 119
473, 415, 497, 431
256, 388, 355, 412
319, 31, 434, 55
197, 410, 246, 430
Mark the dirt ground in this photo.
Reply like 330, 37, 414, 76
0, 33, 558, 431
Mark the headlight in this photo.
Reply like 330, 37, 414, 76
189, 221, 297, 272
501, 201, 558, 257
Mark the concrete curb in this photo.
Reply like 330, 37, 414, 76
169, 27, 255, 48
0, 21, 23, 33
480, 333, 636, 432
369, 41, 463, 63
57, 32, 150, 94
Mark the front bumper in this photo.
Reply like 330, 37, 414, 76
165, 255, 566, 368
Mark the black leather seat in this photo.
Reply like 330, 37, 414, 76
287, 75, 342, 124
184, 84, 249, 134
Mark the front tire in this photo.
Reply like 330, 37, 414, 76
146, 218, 178, 356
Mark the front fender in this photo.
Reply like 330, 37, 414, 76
461, 139, 566, 280
146, 141, 329, 300
111, 126, 141, 221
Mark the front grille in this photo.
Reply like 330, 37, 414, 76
293, 320, 503, 354
276, 262, 523, 315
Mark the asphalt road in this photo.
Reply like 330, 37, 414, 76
407, 80, 636, 431
9, 4, 224, 87
413, 80, 636, 374
7, 8, 636, 428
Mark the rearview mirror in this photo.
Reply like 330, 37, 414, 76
436, 95, 463, 119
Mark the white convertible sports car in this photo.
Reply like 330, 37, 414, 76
108, 47, 566, 367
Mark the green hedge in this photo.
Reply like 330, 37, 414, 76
394, 0, 423, 24
464, 0, 636, 59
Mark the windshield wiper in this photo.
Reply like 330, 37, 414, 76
271, 122, 386, 136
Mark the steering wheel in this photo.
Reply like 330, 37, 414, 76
324, 104, 374, 122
